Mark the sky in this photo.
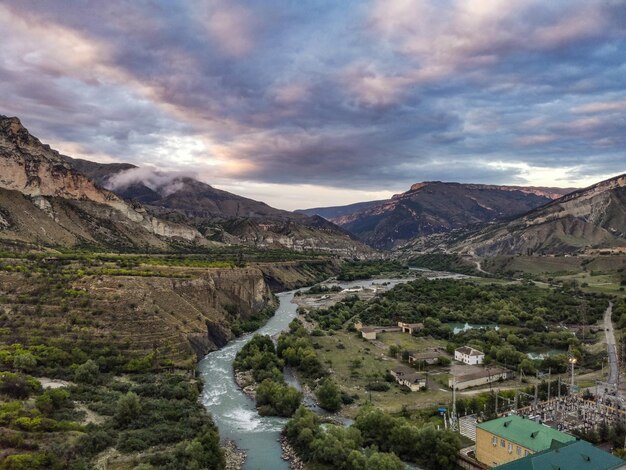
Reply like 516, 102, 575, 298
1, 0, 625, 210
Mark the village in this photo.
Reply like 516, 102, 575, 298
354, 319, 626, 469
290, 275, 626, 469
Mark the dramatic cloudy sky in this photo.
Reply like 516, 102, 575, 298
1, 1, 625, 209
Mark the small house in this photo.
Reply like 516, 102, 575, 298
361, 327, 377, 340
398, 321, 424, 334
390, 366, 426, 391
408, 348, 446, 366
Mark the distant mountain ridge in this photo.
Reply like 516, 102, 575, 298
301, 181, 575, 249
296, 200, 386, 221
444, 173, 626, 255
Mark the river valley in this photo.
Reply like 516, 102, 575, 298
198, 277, 417, 469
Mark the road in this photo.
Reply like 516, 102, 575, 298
474, 260, 489, 275
604, 301, 618, 385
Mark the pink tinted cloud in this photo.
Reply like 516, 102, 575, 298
201, 1, 258, 57
516, 134, 559, 146
362, 0, 614, 100
573, 100, 626, 114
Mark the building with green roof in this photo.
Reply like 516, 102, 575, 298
476, 414, 576, 467
494, 440, 626, 470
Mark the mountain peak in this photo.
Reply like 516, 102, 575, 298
408, 181, 440, 192
0, 116, 24, 135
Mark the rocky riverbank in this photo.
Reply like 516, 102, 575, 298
280, 435, 305, 470
234, 369, 256, 400
222, 439, 246, 470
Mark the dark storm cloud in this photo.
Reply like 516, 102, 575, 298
0, 0, 625, 194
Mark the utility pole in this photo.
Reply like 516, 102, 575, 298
547, 368, 551, 402
450, 380, 458, 432
568, 354, 577, 388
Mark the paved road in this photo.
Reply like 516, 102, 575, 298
604, 301, 618, 385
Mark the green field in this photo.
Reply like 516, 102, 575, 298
313, 330, 451, 416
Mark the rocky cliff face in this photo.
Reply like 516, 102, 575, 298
0, 259, 338, 366
0, 116, 201, 247
449, 174, 626, 255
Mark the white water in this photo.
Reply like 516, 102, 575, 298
198, 277, 427, 469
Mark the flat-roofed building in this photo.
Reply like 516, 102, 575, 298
408, 348, 446, 365
360, 327, 377, 340
450, 367, 511, 390
476, 415, 576, 467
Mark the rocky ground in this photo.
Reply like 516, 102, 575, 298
280, 436, 305, 470
234, 369, 257, 400
222, 439, 246, 470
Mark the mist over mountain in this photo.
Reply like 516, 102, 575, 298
0, 115, 369, 255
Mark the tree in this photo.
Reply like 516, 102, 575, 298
366, 452, 404, 470
413, 426, 460, 470
256, 379, 302, 417
115, 392, 142, 427
13, 352, 37, 373
74, 359, 100, 384
35, 388, 70, 415
316, 378, 342, 412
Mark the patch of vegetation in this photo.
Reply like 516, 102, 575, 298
277, 320, 328, 380
337, 260, 408, 281
231, 305, 277, 337
0, 371, 224, 469
233, 335, 302, 417
307, 278, 607, 374
284, 406, 460, 470
408, 253, 479, 275
295, 284, 343, 296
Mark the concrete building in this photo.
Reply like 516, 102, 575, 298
360, 327, 377, 340
455, 346, 485, 365
355, 321, 401, 340
494, 439, 626, 470
398, 321, 424, 334
449, 367, 511, 390
408, 348, 446, 365
390, 366, 426, 391
475, 415, 575, 468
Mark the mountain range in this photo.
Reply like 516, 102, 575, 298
299, 182, 576, 249
446, 173, 626, 256
1, 114, 624, 257
0, 116, 368, 255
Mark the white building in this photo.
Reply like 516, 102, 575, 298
455, 346, 485, 365
449, 367, 511, 390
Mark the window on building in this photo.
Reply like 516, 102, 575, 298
517, 446, 522, 456
508, 443, 512, 454
492, 436, 497, 446
501, 439, 505, 447
525, 450, 530, 456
